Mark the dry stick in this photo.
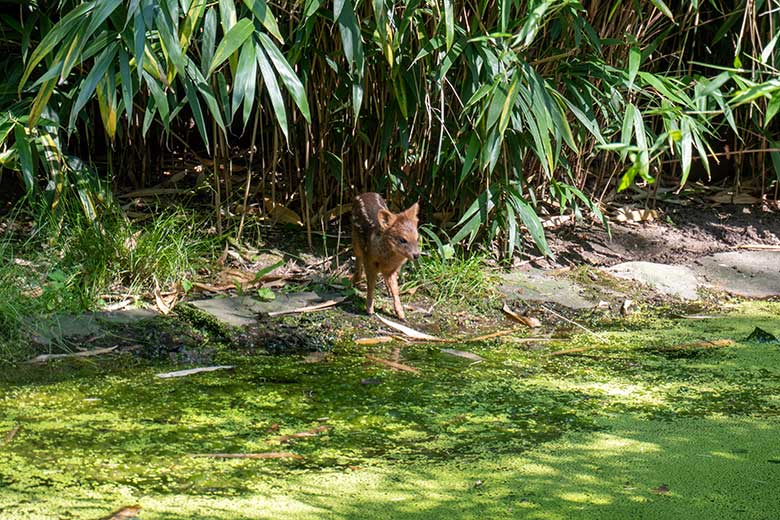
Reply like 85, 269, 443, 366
192, 452, 303, 460
237, 104, 261, 241
541, 305, 609, 343
4, 424, 21, 445
211, 118, 222, 235
365, 354, 420, 374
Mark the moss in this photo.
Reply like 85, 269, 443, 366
1, 301, 779, 518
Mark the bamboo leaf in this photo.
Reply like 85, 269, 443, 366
14, 124, 34, 192
143, 71, 170, 131
257, 32, 311, 123
184, 78, 209, 151
243, 0, 283, 43
443, 0, 454, 51
68, 42, 119, 130
231, 39, 257, 126
650, 0, 674, 22
119, 48, 133, 120
256, 42, 288, 142
19, 2, 94, 91
334, 0, 364, 121
627, 46, 640, 89
209, 18, 254, 75
201, 7, 217, 75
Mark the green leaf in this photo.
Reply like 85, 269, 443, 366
133, 7, 146, 79
256, 287, 276, 301
627, 46, 640, 89
184, 78, 209, 151
443, 0, 454, 51
650, 0, 674, 21
334, 0, 364, 121
507, 188, 550, 257
231, 39, 257, 127
257, 33, 311, 123
201, 7, 217, 75
208, 18, 254, 75
218, 0, 237, 34
680, 118, 692, 187
256, 41, 289, 141
119, 48, 134, 120
143, 71, 170, 131
68, 42, 119, 130
243, 0, 283, 43
19, 1, 94, 91
14, 124, 34, 192
253, 260, 284, 281
766, 94, 780, 127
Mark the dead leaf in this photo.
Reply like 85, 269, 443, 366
103, 298, 135, 312
613, 207, 658, 222
192, 452, 303, 460
651, 484, 670, 495
156, 366, 235, 379
441, 349, 483, 362
191, 281, 235, 293
274, 425, 331, 443
375, 315, 451, 342
502, 303, 542, 328
267, 297, 345, 317
620, 299, 633, 316
98, 504, 142, 520
708, 191, 759, 205
355, 336, 395, 345
154, 286, 177, 315
26, 346, 118, 363
264, 198, 303, 226
542, 214, 574, 228
21, 286, 43, 298
365, 354, 420, 374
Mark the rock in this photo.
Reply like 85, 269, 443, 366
691, 251, 780, 298
606, 262, 700, 300
499, 268, 594, 309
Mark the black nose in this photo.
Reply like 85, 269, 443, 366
412, 252, 420, 260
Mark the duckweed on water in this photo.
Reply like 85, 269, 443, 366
1, 301, 779, 518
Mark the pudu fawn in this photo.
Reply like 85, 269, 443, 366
351, 193, 420, 320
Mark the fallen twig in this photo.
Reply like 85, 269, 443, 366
355, 336, 395, 345
156, 366, 235, 379
268, 297, 346, 317
26, 346, 118, 364
375, 315, 452, 342
274, 425, 331, 443
4, 424, 21, 445
191, 452, 303, 460
541, 305, 609, 343
440, 349, 483, 362
365, 354, 420, 374
655, 339, 735, 352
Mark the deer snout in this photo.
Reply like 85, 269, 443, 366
411, 250, 420, 261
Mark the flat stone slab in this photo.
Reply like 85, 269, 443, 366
190, 292, 342, 327
499, 268, 594, 309
606, 262, 700, 300
31, 309, 158, 345
692, 251, 780, 298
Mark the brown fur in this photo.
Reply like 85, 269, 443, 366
351, 193, 420, 320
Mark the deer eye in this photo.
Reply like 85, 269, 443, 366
398, 237, 407, 245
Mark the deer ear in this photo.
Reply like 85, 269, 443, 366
377, 209, 396, 230
405, 202, 419, 221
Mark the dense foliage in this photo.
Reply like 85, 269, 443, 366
1, 0, 779, 254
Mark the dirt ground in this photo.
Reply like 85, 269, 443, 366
542, 202, 780, 268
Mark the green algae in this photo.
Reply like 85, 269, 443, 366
1, 302, 780, 518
